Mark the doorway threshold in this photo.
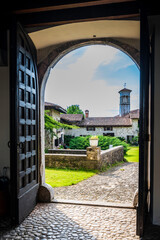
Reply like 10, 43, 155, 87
52, 198, 135, 209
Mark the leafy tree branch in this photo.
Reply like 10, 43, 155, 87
45, 110, 78, 137
66, 104, 84, 115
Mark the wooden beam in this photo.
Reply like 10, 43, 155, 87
26, 14, 140, 28
16, 2, 139, 28
14, 0, 136, 14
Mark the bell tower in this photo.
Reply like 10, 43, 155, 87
119, 84, 132, 116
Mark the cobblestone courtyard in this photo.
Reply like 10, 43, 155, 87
1, 203, 139, 240
54, 162, 138, 205
0, 162, 141, 239
1, 162, 160, 239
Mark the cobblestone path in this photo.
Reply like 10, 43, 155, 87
1, 162, 159, 239
54, 162, 138, 205
0, 203, 139, 240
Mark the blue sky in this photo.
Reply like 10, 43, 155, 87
45, 45, 139, 117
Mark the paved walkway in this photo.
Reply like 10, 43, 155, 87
54, 162, 138, 205
1, 162, 160, 239
1, 203, 139, 240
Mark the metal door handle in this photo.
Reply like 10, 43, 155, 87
8, 141, 10, 148
17, 142, 24, 149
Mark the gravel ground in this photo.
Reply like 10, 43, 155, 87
54, 162, 138, 205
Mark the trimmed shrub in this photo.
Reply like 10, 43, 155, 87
67, 135, 129, 154
130, 136, 139, 146
64, 135, 74, 146
69, 136, 90, 150
98, 136, 129, 154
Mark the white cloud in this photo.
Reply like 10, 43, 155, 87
45, 45, 139, 117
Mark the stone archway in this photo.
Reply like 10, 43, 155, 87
37, 38, 140, 201
38, 38, 139, 85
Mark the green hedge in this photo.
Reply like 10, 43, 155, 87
98, 135, 128, 154
65, 135, 129, 154
69, 136, 90, 150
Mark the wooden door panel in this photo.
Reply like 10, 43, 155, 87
10, 23, 39, 224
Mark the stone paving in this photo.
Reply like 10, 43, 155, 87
0, 163, 140, 239
54, 162, 138, 205
1, 162, 160, 239
0, 203, 139, 240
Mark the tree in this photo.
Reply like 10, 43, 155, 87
45, 110, 78, 137
66, 105, 84, 115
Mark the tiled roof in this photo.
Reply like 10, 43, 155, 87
45, 102, 66, 114
115, 109, 139, 119
118, 87, 132, 93
129, 109, 139, 119
60, 114, 84, 123
78, 117, 132, 127
60, 109, 139, 127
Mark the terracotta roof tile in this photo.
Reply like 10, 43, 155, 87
60, 114, 84, 123
129, 109, 139, 119
78, 117, 132, 127
118, 87, 132, 93
45, 102, 66, 114
115, 109, 139, 119
60, 109, 139, 127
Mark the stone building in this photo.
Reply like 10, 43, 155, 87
45, 102, 66, 149
61, 87, 139, 141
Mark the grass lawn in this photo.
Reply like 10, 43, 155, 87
124, 146, 139, 162
45, 168, 98, 188
45, 147, 139, 188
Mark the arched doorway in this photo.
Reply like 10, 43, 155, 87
35, 30, 140, 199
44, 43, 140, 207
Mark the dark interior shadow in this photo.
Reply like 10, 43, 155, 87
143, 221, 160, 240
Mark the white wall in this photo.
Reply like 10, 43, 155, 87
64, 119, 139, 139
113, 120, 138, 138
0, 66, 10, 177
45, 109, 64, 149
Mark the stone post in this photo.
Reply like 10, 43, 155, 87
86, 146, 101, 161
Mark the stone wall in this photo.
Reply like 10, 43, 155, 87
100, 146, 124, 170
113, 119, 139, 139
48, 149, 86, 155
45, 153, 98, 170
64, 119, 139, 140
45, 146, 124, 170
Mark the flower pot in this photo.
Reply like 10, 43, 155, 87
89, 139, 98, 147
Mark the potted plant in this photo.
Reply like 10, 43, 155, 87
89, 136, 99, 147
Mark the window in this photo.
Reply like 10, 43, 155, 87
127, 135, 134, 142
103, 133, 114, 137
122, 96, 129, 104
87, 127, 95, 131
104, 126, 113, 131
55, 139, 58, 147
59, 137, 62, 144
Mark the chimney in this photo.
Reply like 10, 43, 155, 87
85, 110, 89, 118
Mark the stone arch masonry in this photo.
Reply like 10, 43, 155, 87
38, 38, 140, 85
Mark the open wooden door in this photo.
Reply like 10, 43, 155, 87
10, 22, 39, 224
137, 10, 150, 237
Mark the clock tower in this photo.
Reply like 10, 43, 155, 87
119, 84, 132, 116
